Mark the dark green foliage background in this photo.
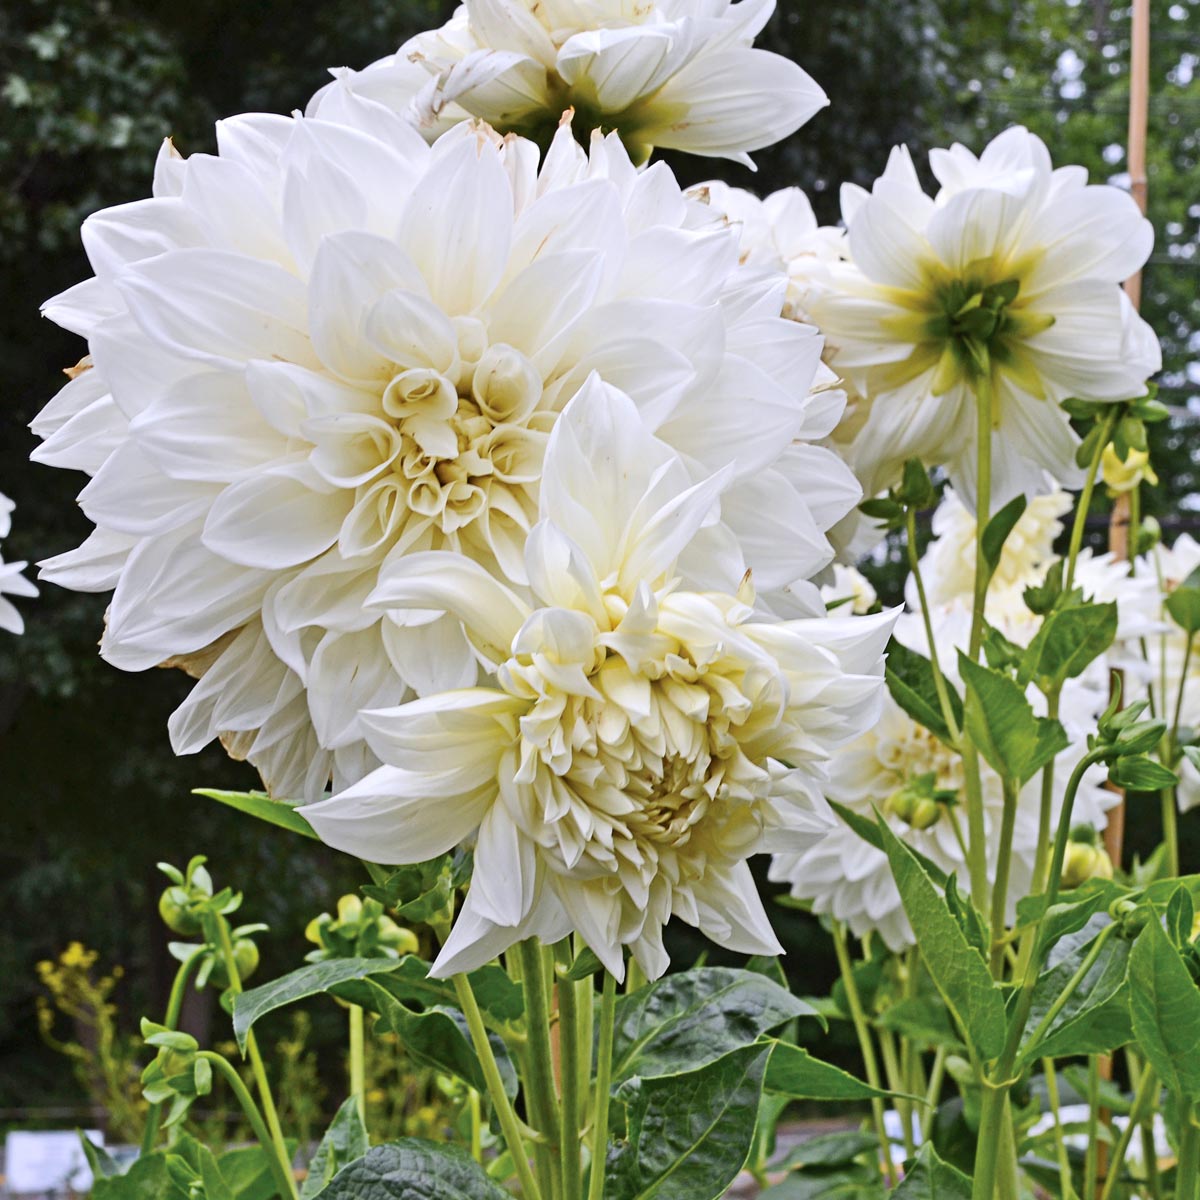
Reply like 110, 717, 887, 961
0, 0, 1196, 1116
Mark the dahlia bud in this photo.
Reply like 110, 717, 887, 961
885, 780, 943, 831
1061, 826, 1114, 889
1102, 444, 1158, 495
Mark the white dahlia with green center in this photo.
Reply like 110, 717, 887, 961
809, 126, 1160, 507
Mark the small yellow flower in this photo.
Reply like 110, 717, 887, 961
1102, 445, 1158, 495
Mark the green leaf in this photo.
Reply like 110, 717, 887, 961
365, 980, 517, 1099
764, 1041, 905, 1102
958, 654, 1068, 784
217, 1144, 297, 1200
980, 495, 1028, 582
760, 1173, 883, 1199
1020, 602, 1118, 692
311, 1140, 510, 1199
875, 996, 963, 1052
360, 855, 469, 924
193, 789, 317, 839
875, 815, 1006, 1062
233, 958, 405, 1052
562, 945, 604, 982
826, 800, 948, 888
1019, 921, 1132, 1065
892, 1144, 972, 1198
1165, 568, 1200, 634
1128, 919, 1200, 1100
606, 1044, 769, 1200
885, 641, 962, 748
353, 957, 523, 1031
91, 1152, 169, 1200
165, 1135, 236, 1200
777, 1131, 880, 1171
79, 1133, 123, 1179
611, 966, 817, 1082
1108, 755, 1179, 791
302, 1098, 369, 1200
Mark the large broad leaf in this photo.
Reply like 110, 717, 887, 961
876, 816, 1006, 1062
611, 967, 816, 1083
892, 1144, 972, 1198
234, 958, 405, 1051
885, 642, 962, 748
311, 1140, 510, 1199
764, 1041, 901, 1102
778, 1132, 881, 1171
90, 1153, 169, 1200
606, 1044, 769, 1200
220, 1144, 298, 1200
958, 655, 1068, 784
194, 789, 318, 839
164, 1135, 236, 1200
1020, 602, 1117, 693
1129, 917, 1200, 1100
301, 1098, 369, 1200
365, 980, 517, 1099
1019, 919, 1132, 1065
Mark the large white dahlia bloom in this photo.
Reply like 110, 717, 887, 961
309, 0, 827, 166
769, 587, 1116, 952
808, 126, 1160, 507
31, 104, 852, 803
0, 494, 37, 635
304, 380, 895, 980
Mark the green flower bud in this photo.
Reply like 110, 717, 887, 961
1061, 837, 1114, 889
885, 778, 944, 831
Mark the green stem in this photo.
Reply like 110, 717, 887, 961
968, 369, 995, 660
961, 738, 991, 914
587, 971, 617, 1200
199, 1053, 296, 1200
518, 941, 561, 1200
906, 504, 961, 742
990, 775, 1020, 978
1032, 692, 1063, 897
1180, 1108, 1200, 1200
141, 948, 205, 1154
1084, 1056, 1101, 1200
1163, 788, 1181, 880
1065, 408, 1118, 595
469, 1089, 483, 1164
832, 924, 895, 1186
878, 1027, 914, 1159
1044, 1058, 1078, 1200
971, 1082, 1010, 1200
1024, 926, 1118, 1055
454, 972, 544, 1200
1099, 1067, 1158, 1200
348, 1004, 365, 1124
922, 1047, 947, 1143
625, 956, 645, 995
213, 915, 296, 1199
555, 944, 585, 1200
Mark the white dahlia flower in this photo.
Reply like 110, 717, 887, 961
0, 494, 36, 635
809, 126, 1160, 508
304, 380, 895, 980
31, 106, 853, 803
769, 599, 1116, 952
309, 0, 827, 166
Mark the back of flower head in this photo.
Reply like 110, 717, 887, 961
302, 376, 897, 982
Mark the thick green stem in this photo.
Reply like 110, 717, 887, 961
517, 941, 561, 1200
587, 971, 617, 1200
1180, 1109, 1200, 1200
832, 924, 895, 1186
971, 1082, 1010, 1200
469, 1088, 483, 1164
141, 948, 205, 1154
348, 1004, 365, 1124
968, 371, 995, 660
961, 737, 991, 914
213, 915, 296, 1198
1085, 1056, 1101, 1200
1100, 1067, 1158, 1200
990, 776, 1020, 977
555, 944, 585, 1200
200, 1053, 296, 1200
454, 973, 544, 1200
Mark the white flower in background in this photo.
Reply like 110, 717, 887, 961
821, 563, 877, 615
309, 0, 828, 166
1140, 535, 1200, 812
304, 381, 895, 980
809, 125, 1160, 508
769, 600, 1116, 952
0, 494, 37, 635
31, 106, 853, 803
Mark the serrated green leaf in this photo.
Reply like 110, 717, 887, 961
958, 654, 1068, 784
875, 816, 1006, 1062
1020, 602, 1118, 692
892, 1144, 972, 1198
302, 1098, 369, 1200
233, 958, 405, 1052
193, 789, 317, 839
885, 641, 962, 748
365, 980, 517, 1099
826, 799, 948, 887
764, 1042, 904, 1102
611, 967, 817, 1082
1129, 919, 1200, 1100
607, 1044, 769, 1200
312, 1140, 510, 1199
